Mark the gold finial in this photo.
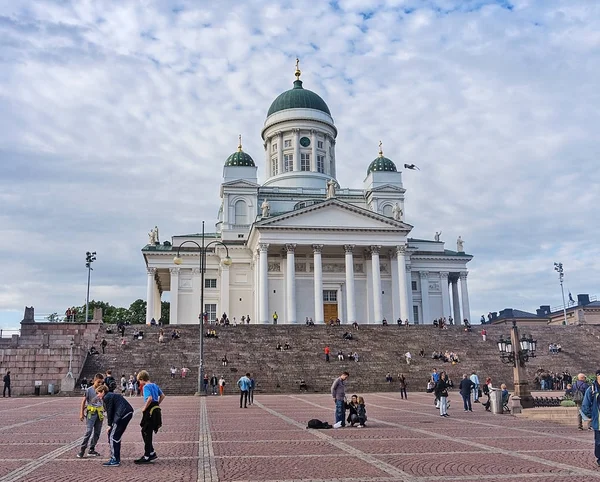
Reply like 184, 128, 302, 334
237, 134, 242, 152
378, 140, 383, 157
294, 57, 301, 80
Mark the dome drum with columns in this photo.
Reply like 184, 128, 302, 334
142, 61, 472, 326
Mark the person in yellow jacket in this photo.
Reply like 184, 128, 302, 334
78, 373, 105, 458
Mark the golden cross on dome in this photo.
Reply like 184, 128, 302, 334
295, 58, 301, 80
238, 134, 242, 152
378, 140, 383, 157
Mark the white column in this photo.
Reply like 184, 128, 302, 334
220, 263, 230, 319
258, 243, 269, 324
313, 244, 324, 324
451, 277, 461, 323
406, 265, 414, 322
154, 283, 162, 321
330, 137, 336, 178
286, 244, 297, 323
390, 251, 400, 322
192, 267, 201, 319
396, 245, 409, 322
460, 271, 471, 323
344, 245, 356, 324
266, 137, 272, 175
440, 272, 451, 319
277, 132, 283, 174
337, 286, 344, 322
371, 246, 382, 324
293, 129, 300, 172
311, 130, 317, 172
325, 135, 331, 175
146, 268, 156, 325
420, 271, 430, 324
169, 268, 179, 325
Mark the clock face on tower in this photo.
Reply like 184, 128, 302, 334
299, 136, 311, 147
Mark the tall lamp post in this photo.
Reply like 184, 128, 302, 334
173, 221, 232, 396
85, 251, 97, 323
554, 262, 568, 325
497, 321, 537, 409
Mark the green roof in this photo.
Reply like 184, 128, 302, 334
225, 149, 255, 167
367, 156, 397, 175
267, 80, 331, 116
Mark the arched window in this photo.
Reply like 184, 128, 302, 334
234, 200, 247, 225
382, 204, 393, 217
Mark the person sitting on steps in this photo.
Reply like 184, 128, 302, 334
221, 355, 228, 366
284, 342, 291, 350
299, 379, 308, 391
276, 342, 282, 351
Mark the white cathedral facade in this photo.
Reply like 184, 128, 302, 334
142, 65, 473, 325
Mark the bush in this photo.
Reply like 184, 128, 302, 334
560, 399, 576, 407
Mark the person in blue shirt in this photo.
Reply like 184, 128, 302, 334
249, 376, 256, 405
134, 370, 165, 464
581, 370, 600, 466
237, 373, 252, 408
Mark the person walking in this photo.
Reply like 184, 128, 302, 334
470, 371, 480, 403
249, 375, 255, 405
134, 370, 165, 464
2, 370, 10, 397
459, 374, 474, 412
573, 373, 590, 430
101, 337, 107, 354
581, 370, 600, 466
210, 374, 218, 395
331, 371, 349, 428
96, 383, 134, 467
435, 372, 450, 417
203, 374, 209, 394
77, 373, 105, 458
398, 373, 407, 400
219, 376, 226, 396
237, 373, 252, 408
324, 345, 330, 362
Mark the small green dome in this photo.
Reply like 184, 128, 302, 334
367, 155, 397, 175
267, 80, 331, 117
225, 149, 255, 167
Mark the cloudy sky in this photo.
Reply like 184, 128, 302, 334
1, 0, 598, 331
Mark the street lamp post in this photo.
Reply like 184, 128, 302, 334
497, 321, 537, 409
85, 251, 97, 323
173, 221, 232, 396
553, 262, 568, 325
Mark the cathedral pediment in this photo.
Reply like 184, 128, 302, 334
368, 184, 405, 193
255, 199, 412, 232
221, 179, 260, 188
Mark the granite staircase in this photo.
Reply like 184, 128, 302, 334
79, 323, 600, 396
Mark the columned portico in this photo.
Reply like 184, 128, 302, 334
440, 271, 451, 319
451, 277, 461, 323
344, 245, 356, 324
371, 246, 382, 323
169, 267, 179, 324
460, 271, 471, 323
258, 243, 269, 323
419, 271, 430, 324
146, 268, 156, 325
313, 244, 324, 323
396, 244, 409, 322
286, 243, 297, 323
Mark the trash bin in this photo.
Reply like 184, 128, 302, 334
48, 383, 55, 395
34, 386, 40, 396
490, 389, 502, 414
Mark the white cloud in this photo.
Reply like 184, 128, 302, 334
0, 0, 598, 329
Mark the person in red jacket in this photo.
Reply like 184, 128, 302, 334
324, 346, 330, 362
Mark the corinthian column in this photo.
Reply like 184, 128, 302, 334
396, 244, 409, 322
460, 271, 471, 323
344, 245, 356, 324
286, 244, 297, 323
371, 246, 382, 324
259, 243, 269, 324
420, 271, 430, 324
146, 268, 156, 325
313, 244, 324, 324
169, 267, 179, 325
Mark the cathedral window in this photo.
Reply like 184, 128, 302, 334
272, 143, 277, 152
317, 140, 323, 149
205, 279, 217, 289
204, 303, 217, 322
284, 154, 293, 171
413, 306, 420, 324
317, 155, 325, 173
300, 153, 311, 171
234, 200, 247, 225
271, 157, 278, 176
284, 139, 292, 148
411, 281, 418, 291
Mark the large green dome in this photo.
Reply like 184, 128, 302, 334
224, 149, 255, 167
267, 79, 331, 117
367, 155, 397, 175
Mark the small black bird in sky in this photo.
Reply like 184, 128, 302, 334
403, 164, 420, 170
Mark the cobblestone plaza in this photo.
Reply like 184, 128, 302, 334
0, 392, 598, 482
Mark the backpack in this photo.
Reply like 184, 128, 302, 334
307, 419, 332, 429
105, 376, 117, 392
573, 382, 585, 403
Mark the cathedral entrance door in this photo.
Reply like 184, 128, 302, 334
324, 303, 338, 323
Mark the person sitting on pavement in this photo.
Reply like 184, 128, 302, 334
337, 351, 344, 361
346, 395, 360, 426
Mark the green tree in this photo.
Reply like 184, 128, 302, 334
161, 301, 170, 325
128, 299, 147, 325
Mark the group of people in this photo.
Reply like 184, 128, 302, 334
535, 369, 571, 390
276, 341, 291, 350
324, 345, 358, 362
548, 343, 562, 354
78, 369, 164, 467
206, 374, 228, 395
331, 372, 367, 428
169, 366, 189, 379
431, 350, 460, 364
214, 312, 252, 325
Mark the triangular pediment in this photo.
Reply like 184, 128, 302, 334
368, 184, 405, 193
256, 199, 412, 232
221, 179, 260, 188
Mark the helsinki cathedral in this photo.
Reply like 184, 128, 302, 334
142, 62, 472, 325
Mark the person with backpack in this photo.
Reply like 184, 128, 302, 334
77, 373, 105, 458
581, 369, 600, 466
134, 370, 165, 464
573, 373, 590, 430
104, 370, 117, 393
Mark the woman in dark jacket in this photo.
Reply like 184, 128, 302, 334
346, 395, 359, 426
435, 372, 450, 417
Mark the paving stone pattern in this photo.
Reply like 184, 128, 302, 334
1, 391, 600, 482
